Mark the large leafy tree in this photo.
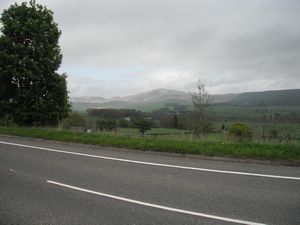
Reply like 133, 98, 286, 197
0, 0, 70, 126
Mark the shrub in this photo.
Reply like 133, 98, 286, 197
62, 113, 86, 130
228, 123, 253, 141
0, 115, 16, 127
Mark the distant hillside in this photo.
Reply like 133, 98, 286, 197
71, 88, 300, 112
226, 89, 300, 106
72, 89, 192, 112
70, 102, 103, 111
213, 94, 238, 103
70, 96, 107, 103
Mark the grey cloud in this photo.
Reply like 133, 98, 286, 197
1, 0, 299, 97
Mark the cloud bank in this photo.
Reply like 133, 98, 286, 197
1, 0, 299, 97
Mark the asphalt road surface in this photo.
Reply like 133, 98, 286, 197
0, 135, 299, 225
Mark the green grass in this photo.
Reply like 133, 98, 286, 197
117, 127, 188, 136
215, 121, 300, 141
0, 126, 299, 163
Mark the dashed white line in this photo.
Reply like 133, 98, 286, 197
1, 140, 299, 180
47, 180, 266, 225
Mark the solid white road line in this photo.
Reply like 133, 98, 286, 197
1, 140, 299, 180
47, 180, 266, 225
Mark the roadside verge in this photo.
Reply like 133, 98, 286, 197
0, 126, 299, 165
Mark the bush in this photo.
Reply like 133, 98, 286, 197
0, 115, 16, 127
62, 113, 86, 130
228, 123, 253, 141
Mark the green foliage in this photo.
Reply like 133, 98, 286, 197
213, 105, 300, 123
62, 113, 86, 130
173, 115, 178, 129
133, 117, 153, 135
0, 126, 299, 163
228, 123, 253, 140
0, 1, 70, 126
0, 114, 16, 127
87, 108, 141, 119
188, 111, 214, 135
96, 119, 117, 132
118, 119, 129, 128
221, 124, 226, 131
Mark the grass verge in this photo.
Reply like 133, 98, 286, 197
0, 126, 299, 163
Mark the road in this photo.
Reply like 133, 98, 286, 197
0, 135, 299, 225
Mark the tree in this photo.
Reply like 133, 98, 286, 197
172, 115, 178, 129
133, 117, 152, 135
0, 1, 70, 126
189, 80, 214, 136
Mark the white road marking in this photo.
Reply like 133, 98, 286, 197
47, 180, 266, 225
1, 140, 299, 180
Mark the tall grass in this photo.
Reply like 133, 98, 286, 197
0, 126, 299, 163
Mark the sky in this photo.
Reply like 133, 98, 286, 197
1, 0, 300, 97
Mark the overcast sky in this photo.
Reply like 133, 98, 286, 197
1, 0, 300, 97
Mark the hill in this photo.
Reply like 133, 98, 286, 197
70, 96, 107, 103
72, 89, 192, 112
226, 89, 300, 106
71, 88, 300, 112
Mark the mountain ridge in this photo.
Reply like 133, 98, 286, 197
71, 88, 300, 111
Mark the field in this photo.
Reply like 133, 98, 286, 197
213, 105, 300, 121
0, 126, 299, 163
114, 123, 300, 143
1, 103, 299, 164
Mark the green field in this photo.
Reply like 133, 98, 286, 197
213, 105, 300, 121
116, 127, 188, 136
0, 126, 299, 163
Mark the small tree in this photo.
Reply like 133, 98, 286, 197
220, 124, 226, 132
133, 117, 152, 135
189, 80, 214, 136
172, 115, 178, 129
0, 1, 70, 126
